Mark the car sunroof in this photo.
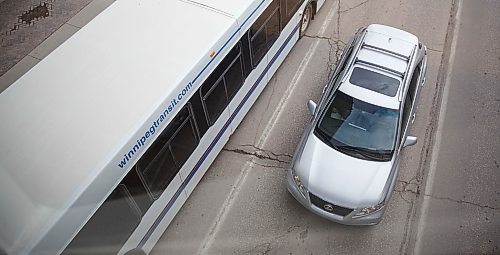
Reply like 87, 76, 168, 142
349, 67, 400, 96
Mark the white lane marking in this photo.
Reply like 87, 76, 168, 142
197, 3, 338, 254
413, 0, 463, 254
257, 0, 335, 149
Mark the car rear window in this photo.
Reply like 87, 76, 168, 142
349, 67, 400, 96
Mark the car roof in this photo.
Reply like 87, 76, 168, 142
340, 65, 402, 109
339, 24, 419, 109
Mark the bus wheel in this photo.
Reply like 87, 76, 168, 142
300, 3, 313, 37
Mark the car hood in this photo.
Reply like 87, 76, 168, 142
295, 131, 393, 209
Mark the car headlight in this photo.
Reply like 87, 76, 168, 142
292, 171, 307, 198
352, 203, 385, 218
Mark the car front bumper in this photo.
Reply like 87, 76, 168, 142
286, 168, 385, 226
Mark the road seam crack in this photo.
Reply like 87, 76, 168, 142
423, 194, 498, 210
222, 144, 292, 164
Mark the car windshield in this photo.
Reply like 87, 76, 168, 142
314, 91, 399, 161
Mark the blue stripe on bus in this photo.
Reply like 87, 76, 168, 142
137, 22, 300, 250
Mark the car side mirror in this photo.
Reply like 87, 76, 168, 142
307, 100, 317, 116
403, 136, 417, 147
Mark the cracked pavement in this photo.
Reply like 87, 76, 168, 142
0, 0, 496, 254
153, 0, 496, 254
223, 144, 292, 168
303, 33, 344, 76
396, 177, 499, 211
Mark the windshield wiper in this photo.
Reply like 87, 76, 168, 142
376, 150, 394, 161
337, 146, 391, 161
335, 145, 372, 160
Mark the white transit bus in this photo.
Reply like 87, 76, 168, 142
0, 0, 324, 254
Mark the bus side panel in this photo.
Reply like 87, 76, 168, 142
131, 111, 232, 252
119, 174, 185, 254
265, 9, 301, 84
228, 54, 270, 135
180, 109, 231, 198
119, 109, 232, 254
120, 108, 232, 254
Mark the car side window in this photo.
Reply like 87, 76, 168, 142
408, 62, 422, 102
400, 93, 412, 141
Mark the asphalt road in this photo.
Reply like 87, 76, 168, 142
413, 1, 500, 254
152, 0, 460, 254
0, 0, 497, 254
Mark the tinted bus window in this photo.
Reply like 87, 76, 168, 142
141, 146, 177, 199
224, 47, 244, 100
249, 1, 281, 67
286, 0, 301, 17
64, 185, 141, 254
202, 79, 228, 125
170, 117, 198, 166
240, 33, 253, 76
121, 168, 153, 216
189, 93, 209, 138
201, 43, 245, 125
267, 7, 281, 46
250, 26, 267, 66
137, 106, 198, 199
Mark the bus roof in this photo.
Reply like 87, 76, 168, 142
0, 0, 265, 252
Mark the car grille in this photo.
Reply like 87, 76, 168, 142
309, 193, 353, 217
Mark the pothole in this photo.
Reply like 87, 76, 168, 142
7, 1, 55, 35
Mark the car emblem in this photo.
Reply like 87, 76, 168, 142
324, 204, 334, 212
